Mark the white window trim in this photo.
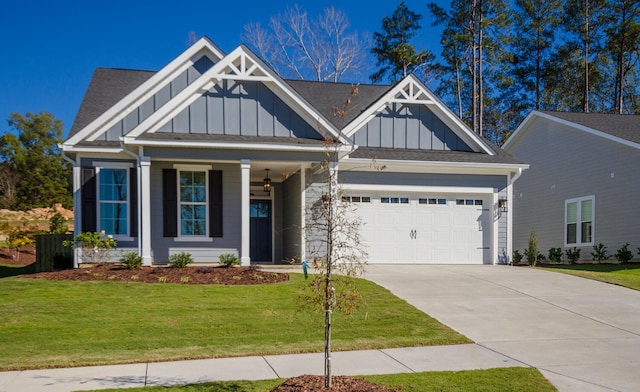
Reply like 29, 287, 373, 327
564, 195, 595, 247
95, 162, 134, 241
174, 164, 212, 238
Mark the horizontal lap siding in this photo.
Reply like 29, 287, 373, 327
510, 120, 640, 256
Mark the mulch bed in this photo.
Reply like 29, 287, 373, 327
21, 263, 289, 285
0, 244, 36, 266
271, 375, 396, 392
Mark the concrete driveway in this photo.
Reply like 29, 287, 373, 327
364, 265, 640, 392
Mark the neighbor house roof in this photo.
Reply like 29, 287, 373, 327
541, 111, 640, 144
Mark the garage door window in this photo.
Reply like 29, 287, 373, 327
419, 198, 446, 205
381, 197, 409, 204
342, 196, 371, 203
456, 199, 483, 206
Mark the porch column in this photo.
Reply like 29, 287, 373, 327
139, 156, 152, 266
299, 166, 306, 262
72, 161, 82, 268
240, 159, 251, 266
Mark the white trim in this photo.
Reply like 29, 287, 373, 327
176, 168, 210, 238
341, 75, 494, 155
123, 45, 345, 144
564, 195, 595, 247
241, 160, 251, 266
65, 38, 225, 146
340, 183, 496, 195
124, 137, 349, 153
504, 110, 640, 151
95, 165, 132, 240
173, 237, 214, 243
341, 157, 529, 175
139, 157, 152, 266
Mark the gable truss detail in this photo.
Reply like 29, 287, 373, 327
390, 79, 434, 105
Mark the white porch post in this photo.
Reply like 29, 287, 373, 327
299, 166, 306, 262
506, 176, 514, 265
240, 159, 251, 266
139, 156, 152, 266
72, 161, 82, 268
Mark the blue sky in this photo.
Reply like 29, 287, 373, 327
0, 1, 449, 137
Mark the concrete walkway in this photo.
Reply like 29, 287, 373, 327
365, 265, 640, 392
0, 344, 522, 392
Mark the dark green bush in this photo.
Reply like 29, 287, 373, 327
119, 252, 143, 270
614, 243, 633, 263
565, 247, 581, 263
52, 253, 73, 270
169, 252, 193, 268
49, 213, 68, 234
591, 243, 609, 262
512, 249, 523, 265
548, 247, 563, 263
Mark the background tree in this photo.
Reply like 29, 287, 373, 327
243, 5, 371, 82
370, 1, 433, 83
0, 112, 72, 210
428, 0, 511, 139
603, 0, 640, 113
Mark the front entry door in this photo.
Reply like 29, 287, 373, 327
250, 199, 272, 262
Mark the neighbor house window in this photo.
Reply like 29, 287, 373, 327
565, 196, 594, 246
97, 166, 130, 237
179, 170, 208, 237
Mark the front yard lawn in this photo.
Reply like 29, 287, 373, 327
541, 263, 640, 290
91, 368, 556, 392
0, 273, 470, 370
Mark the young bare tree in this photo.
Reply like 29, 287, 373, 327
303, 86, 368, 388
243, 5, 371, 82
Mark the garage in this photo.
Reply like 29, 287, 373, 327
347, 193, 491, 264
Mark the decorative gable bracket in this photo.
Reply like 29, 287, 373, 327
389, 79, 435, 105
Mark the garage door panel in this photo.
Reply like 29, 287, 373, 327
351, 193, 490, 264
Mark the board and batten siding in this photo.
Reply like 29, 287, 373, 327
353, 103, 472, 151
99, 56, 216, 141
156, 80, 323, 139
509, 119, 640, 257
150, 161, 242, 263
282, 171, 302, 262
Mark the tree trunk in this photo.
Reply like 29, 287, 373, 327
584, 0, 590, 112
478, 0, 484, 137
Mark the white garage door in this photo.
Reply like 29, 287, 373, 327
348, 193, 491, 264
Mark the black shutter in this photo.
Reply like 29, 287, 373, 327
163, 168, 177, 237
209, 170, 223, 237
81, 167, 97, 232
129, 167, 138, 238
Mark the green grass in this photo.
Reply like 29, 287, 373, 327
0, 273, 469, 370
91, 368, 556, 391
541, 263, 640, 290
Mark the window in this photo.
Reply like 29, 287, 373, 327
97, 166, 130, 237
179, 170, 208, 236
381, 197, 408, 204
419, 198, 446, 205
565, 196, 594, 246
456, 199, 482, 206
341, 196, 370, 203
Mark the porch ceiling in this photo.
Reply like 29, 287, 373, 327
249, 162, 307, 183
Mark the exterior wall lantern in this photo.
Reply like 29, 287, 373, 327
498, 198, 508, 213
263, 169, 271, 194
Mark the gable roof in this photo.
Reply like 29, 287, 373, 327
504, 110, 640, 151
69, 68, 155, 137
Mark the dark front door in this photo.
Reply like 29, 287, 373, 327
250, 199, 272, 262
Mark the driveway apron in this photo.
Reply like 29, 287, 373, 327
364, 264, 640, 392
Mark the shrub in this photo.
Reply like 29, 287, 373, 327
525, 229, 539, 266
218, 253, 240, 267
591, 243, 610, 262
119, 252, 142, 270
565, 247, 581, 263
548, 247, 563, 263
49, 212, 68, 234
169, 252, 193, 268
512, 249, 523, 265
614, 243, 633, 263
63, 231, 117, 264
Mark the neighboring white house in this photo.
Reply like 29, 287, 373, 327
503, 110, 640, 260
62, 36, 528, 267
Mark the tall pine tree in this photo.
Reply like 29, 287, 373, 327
370, 2, 433, 83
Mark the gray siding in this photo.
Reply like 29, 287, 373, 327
509, 119, 640, 259
282, 172, 302, 262
150, 161, 241, 263
100, 55, 216, 141
354, 104, 472, 151
157, 80, 324, 139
